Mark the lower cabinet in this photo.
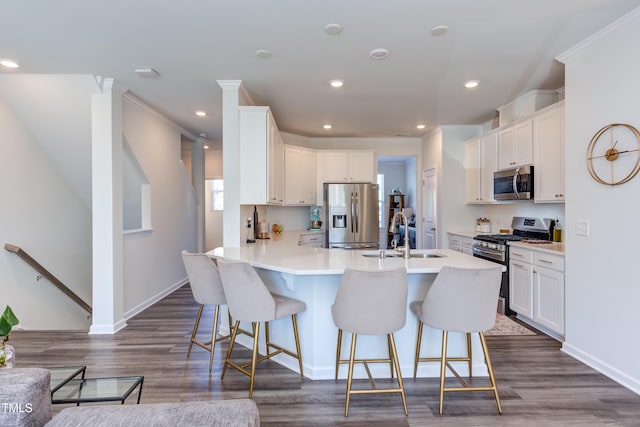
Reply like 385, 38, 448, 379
298, 232, 325, 247
447, 233, 473, 255
509, 245, 565, 339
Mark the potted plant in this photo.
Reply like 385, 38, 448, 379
0, 305, 19, 368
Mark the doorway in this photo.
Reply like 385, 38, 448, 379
422, 167, 437, 249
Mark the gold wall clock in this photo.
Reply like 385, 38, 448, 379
586, 123, 640, 185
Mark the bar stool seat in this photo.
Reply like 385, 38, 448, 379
217, 260, 305, 398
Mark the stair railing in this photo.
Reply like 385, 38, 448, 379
4, 243, 92, 315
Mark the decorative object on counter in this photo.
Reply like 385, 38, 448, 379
391, 187, 402, 194
553, 217, 562, 242
271, 223, 283, 234
310, 206, 322, 230
257, 221, 270, 239
0, 305, 19, 368
476, 218, 491, 233
246, 217, 255, 243
586, 123, 640, 186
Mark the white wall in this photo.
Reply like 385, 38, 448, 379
0, 97, 92, 330
121, 97, 197, 317
558, 7, 640, 394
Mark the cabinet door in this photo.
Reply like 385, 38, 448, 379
239, 107, 269, 204
268, 124, 284, 204
514, 120, 533, 167
533, 265, 564, 335
509, 259, 533, 318
481, 131, 498, 202
465, 138, 481, 203
534, 104, 565, 202
283, 146, 302, 205
300, 149, 316, 204
461, 237, 473, 255
498, 127, 516, 170
349, 151, 375, 182
324, 152, 349, 181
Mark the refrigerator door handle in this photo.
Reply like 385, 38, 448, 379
354, 192, 359, 234
350, 192, 355, 233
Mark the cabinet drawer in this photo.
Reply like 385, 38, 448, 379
298, 233, 324, 247
509, 246, 533, 263
448, 234, 462, 246
534, 252, 564, 271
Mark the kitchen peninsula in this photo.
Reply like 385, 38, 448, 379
207, 232, 505, 380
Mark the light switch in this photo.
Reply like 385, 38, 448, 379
576, 219, 590, 236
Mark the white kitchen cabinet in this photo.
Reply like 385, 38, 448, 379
239, 106, 283, 205
465, 130, 498, 203
509, 244, 565, 339
533, 252, 565, 335
284, 145, 316, 205
498, 119, 533, 170
298, 232, 325, 247
316, 150, 375, 204
322, 151, 375, 183
448, 234, 462, 252
447, 233, 473, 255
534, 102, 565, 203
509, 246, 534, 318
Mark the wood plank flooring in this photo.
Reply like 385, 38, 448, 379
10, 285, 640, 426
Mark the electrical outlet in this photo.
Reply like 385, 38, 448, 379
576, 219, 590, 236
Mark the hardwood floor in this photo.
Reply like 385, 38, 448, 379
10, 285, 640, 426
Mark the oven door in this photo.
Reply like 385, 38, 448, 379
472, 246, 513, 315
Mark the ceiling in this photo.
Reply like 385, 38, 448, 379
2, 1, 640, 148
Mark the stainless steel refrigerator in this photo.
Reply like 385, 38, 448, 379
323, 182, 379, 249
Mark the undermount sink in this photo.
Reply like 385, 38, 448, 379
409, 252, 446, 258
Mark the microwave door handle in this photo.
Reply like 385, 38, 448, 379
513, 168, 520, 199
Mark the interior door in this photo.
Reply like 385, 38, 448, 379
422, 168, 437, 249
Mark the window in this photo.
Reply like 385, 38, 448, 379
209, 179, 224, 211
377, 173, 384, 227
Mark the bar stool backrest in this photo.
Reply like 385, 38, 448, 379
333, 268, 408, 335
181, 250, 227, 306
422, 266, 502, 333
217, 260, 276, 322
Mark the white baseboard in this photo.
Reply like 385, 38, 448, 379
562, 342, 640, 395
89, 318, 127, 335
123, 277, 188, 320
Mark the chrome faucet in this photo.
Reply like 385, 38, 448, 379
388, 211, 410, 259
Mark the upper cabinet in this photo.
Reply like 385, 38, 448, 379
533, 102, 565, 203
283, 145, 316, 205
465, 130, 498, 204
316, 150, 375, 205
498, 119, 533, 170
238, 106, 283, 205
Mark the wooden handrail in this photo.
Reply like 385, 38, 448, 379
4, 243, 92, 315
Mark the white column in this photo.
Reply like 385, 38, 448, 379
192, 137, 206, 252
89, 78, 126, 334
217, 80, 242, 247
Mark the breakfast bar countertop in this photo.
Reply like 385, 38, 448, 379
207, 230, 505, 275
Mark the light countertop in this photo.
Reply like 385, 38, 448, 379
509, 240, 565, 255
208, 230, 505, 275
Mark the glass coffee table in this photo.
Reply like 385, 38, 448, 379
51, 375, 144, 405
48, 366, 87, 395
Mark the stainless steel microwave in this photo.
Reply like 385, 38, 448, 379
494, 166, 534, 200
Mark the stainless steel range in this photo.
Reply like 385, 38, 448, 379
473, 217, 554, 315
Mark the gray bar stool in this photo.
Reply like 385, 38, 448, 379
410, 265, 503, 414
217, 260, 306, 398
332, 268, 408, 417
181, 250, 233, 372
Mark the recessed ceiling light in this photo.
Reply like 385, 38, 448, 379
430, 25, 449, 37
133, 67, 159, 78
0, 59, 20, 68
369, 48, 390, 60
195, 111, 207, 117
464, 80, 479, 89
323, 124, 332, 129
329, 79, 344, 88
255, 49, 272, 59
324, 23, 343, 35
416, 124, 426, 130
